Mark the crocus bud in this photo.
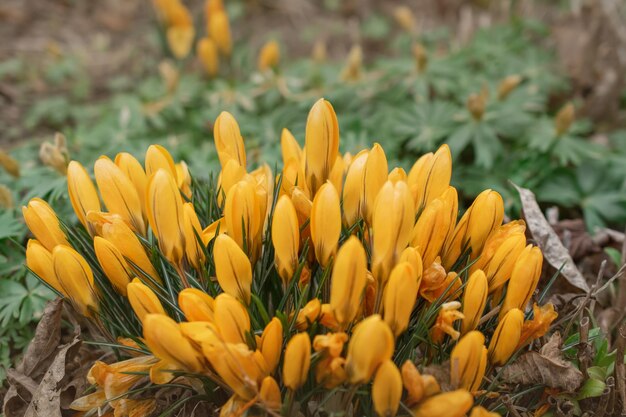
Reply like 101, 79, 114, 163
94, 157, 146, 235
209, 10, 232, 56
22, 198, 69, 251
412, 390, 473, 417
341, 45, 363, 82
213, 293, 250, 344
388, 167, 406, 183
330, 236, 367, 328
489, 308, 523, 365
296, 299, 322, 330
304, 99, 339, 194
143, 314, 204, 372
411, 190, 457, 267
399, 247, 424, 283
213, 234, 252, 304
146, 169, 185, 265
176, 161, 192, 199
197, 37, 219, 77
0, 149, 20, 177
497, 75, 522, 100
100, 218, 160, 284
281, 128, 303, 167
346, 315, 394, 384
214, 112, 246, 169
383, 262, 418, 337
401, 361, 424, 406
467, 93, 486, 121
167, 24, 195, 60
224, 179, 261, 256
393, 6, 416, 32
310, 182, 341, 267
470, 406, 501, 417
145, 145, 177, 179
272, 195, 300, 285
450, 331, 487, 392
115, 152, 148, 215
182, 203, 205, 270
517, 303, 557, 349
283, 332, 311, 390
94, 236, 133, 295
127, 278, 166, 323
259, 376, 281, 410
26, 240, 65, 296
555, 102, 575, 136
342, 150, 368, 226
363, 144, 389, 224
258, 40, 280, 72
412, 43, 428, 74
372, 360, 402, 417
371, 181, 415, 284
259, 317, 283, 374
499, 245, 543, 319
407, 145, 452, 213
67, 161, 101, 234
52, 246, 98, 316
460, 270, 488, 335
178, 288, 215, 322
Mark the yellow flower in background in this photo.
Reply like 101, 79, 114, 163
258, 40, 280, 72
304, 99, 339, 194
127, 278, 166, 323
167, 25, 195, 59
283, 332, 311, 390
67, 161, 101, 234
341, 45, 363, 82
310, 182, 341, 267
372, 359, 402, 417
26, 240, 65, 296
94, 236, 134, 296
197, 37, 219, 77
488, 308, 523, 365
450, 331, 487, 392
22, 198, 69, 252
460, 270, 488, 335
346, 315, 394, 384
330, 236, 367, 328
52, 245, 98, 316
208, 10, 232, 56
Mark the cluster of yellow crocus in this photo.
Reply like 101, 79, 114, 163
23, 98, 557, 416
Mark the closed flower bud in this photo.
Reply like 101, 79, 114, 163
450, 331, 487, 392
470, 406, 501, 417
52, 246, 98, 316
388, 167, 406, 183
176, 161, 192, 199
209, 10, 232, 56
127, 278, 166, 323
467, 93, 487, 121
283, 332, 311, 390
259, 317, 283, 374
202, 217, 227, 244
461, 270, 488, 334
146, 169, 185, 264
22, 198, 69, 251
258, 40, 280, 72
489, 308, 523, 365
197, 37, 219, 77
0, 149, 20, 177
342, 150, 368, 226
94, 156, 146, 235
214, 234, 252, 304
26, 240, 65, 296
399, 247, 424, 283
499, 245, 543, 319
182, 203, 205, 270
411, 190, 457, 267
94, 236, 133, 295
310, 182, 341, 267
214, 112, 246, 169
213, 293, 251, 344
296, 298, 322, 330
393, 6, 416, 32
346, 315, 394, 384
383, 262, 419, 337
408, 145, 452, 213
272, 195, 300, 285
372, 181, 415, 284
555, 102, 575, 136
330, 236, 367, 328
259, 376, 281, 410
372, 360, 402, 417
497, 75, 522, 101
363, 143, 389, 224
341, 45, 363, 82
281, 128, 303, 167
304, 99, 339, 194
143, 314, 204, 372
101, 217, 160, 284
114, 152, 148, 216
167, 25, 195, 59
412, 390, 473, 417
518, 303, 557, 349
401, 361, 424, 406
145, 145, 177, 179
67, 161, 101, 234
178, 288, 215, 322
225, 179, 261, 256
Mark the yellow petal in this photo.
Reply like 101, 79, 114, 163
145, 145, 177, 179
283, 332, 311, 390
94, 236, 134, 295
499, 245, 543, 319
26, 239, 66, 296
127, 278, 166, 322
213, 293, 251, 344
346, 315, 394, 384
22, 198, 69, 251
178, 288, 215, 322
383, 262, 419, 337
310, 182, 341, 267
304, 99, 339, 194
271, 195, 300, 285
52, 245, 98, 316
143, 314, 204, 372
67, 161, 101, 234
259, 317, 283, 374
330, 236, 367, 328
213, 234, 252, 304
488, 308, 523, 365
258, 40, 280, 72
408, 144, 452, 212
208, 10, 232, 56
115, 152, 148, 218
214, 111, 246, 169
461, 270, 488, 335
372, 360, 402, 417
412, 390, 473, 417
197, 37, 219, 77
450, 331, 487, 392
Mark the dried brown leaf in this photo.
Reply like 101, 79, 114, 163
502, 333, 584, 392
514, 184, 589, 292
